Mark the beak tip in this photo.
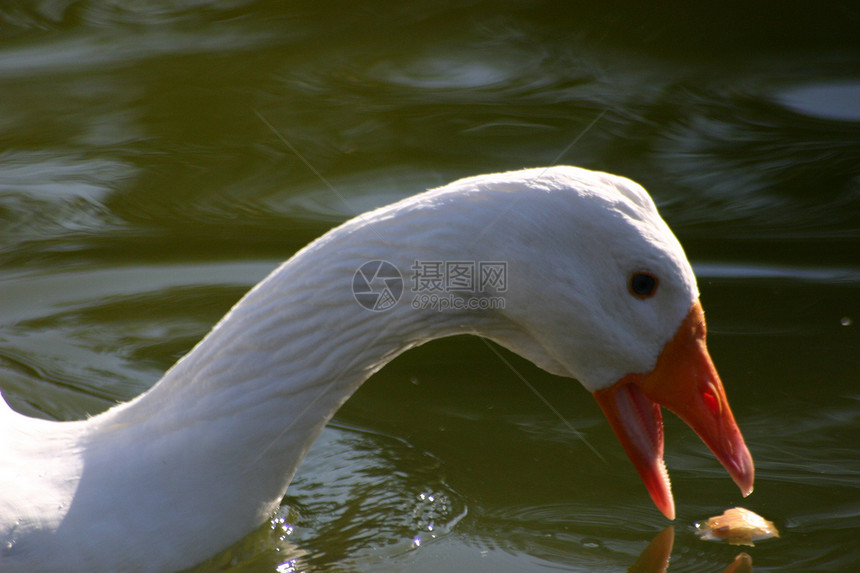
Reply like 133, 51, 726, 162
661, 503, 676, 521
738, 475, 755, 498
732, 450, 755, 498
650, 460, 676, 520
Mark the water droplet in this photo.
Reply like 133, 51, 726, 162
276, 559, 300, 573
840, 316, 852, 327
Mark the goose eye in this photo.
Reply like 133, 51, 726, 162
629, 272, 658, 298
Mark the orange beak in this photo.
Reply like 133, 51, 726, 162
593, 300, 754, 520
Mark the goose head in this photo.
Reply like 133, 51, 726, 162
444, 167, 754, 519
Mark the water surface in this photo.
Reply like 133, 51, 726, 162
1, 2, 858, 571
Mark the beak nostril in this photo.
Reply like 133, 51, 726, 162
702, 383, 720, 416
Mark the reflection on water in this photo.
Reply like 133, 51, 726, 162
628, 527, 674, 573
777, 82, 860, 122
626, 527, 756, 573
1, 1, 858, 571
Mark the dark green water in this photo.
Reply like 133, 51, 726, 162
1, 2, 858, 571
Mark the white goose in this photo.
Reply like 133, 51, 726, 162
0, 166, 754, 572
